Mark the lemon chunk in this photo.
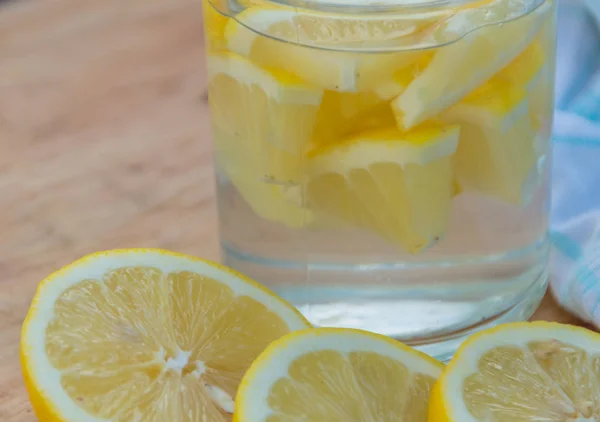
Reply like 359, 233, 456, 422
21, 249, 311, 422
429, 321, 600, 422
494, 37, 553, 137
208, 52, 322, 227
311, 91, 397, 150
305, 124, 459, 253
442, 41, 548, 205
392, 0, 551, 129
235, 328, 444, 422
226, 7, 427, 92
374, 52, 434, 101
202, 0, 231, 52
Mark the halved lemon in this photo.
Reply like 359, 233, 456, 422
21, 249, 311, 421
392, 0, 552, 129
429, 321, 600, 422
305, 123, 459, 253
226, 7, 428, 92
208, 52, 321, 227
441, 40, 547, 205
235, 328, 445, 421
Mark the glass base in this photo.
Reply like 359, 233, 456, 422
223, 241, 549, 362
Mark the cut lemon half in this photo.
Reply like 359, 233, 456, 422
442, 40, 547, 205
392, 0, 551, 129
305, 124, 459, 253
208, 52, 321, 227
226, 7, 428, 92
429, 321, 600, 422
235, 328, 445, 421
21, 249, 310, 422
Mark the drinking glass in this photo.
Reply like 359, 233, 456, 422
203, 0, 556, 360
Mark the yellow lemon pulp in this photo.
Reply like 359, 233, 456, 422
429, 321, 600, 422
226, 7, 432, 92
202, 0, 231, 52
208, 52, 322, 227
21, 249, 310, 422
442, 40, 548, 205
305, 124, 459, 253
392, 0, 551, 129
311, 91, 396, 150
203, 0, 555, 248
235, 328, 444, 421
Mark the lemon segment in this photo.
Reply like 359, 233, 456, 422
442, 40, 548, 205
207, 52, 323, 110
226, 8, 426, 92
21, 249, 311, 422
208, 52, 322, 227
429, 321, 600, 422
374, 52, 434, 101
235, 328, 444, 422
311, 91, 397, 150
305, 124, 459, 253
392, 0, 551, 129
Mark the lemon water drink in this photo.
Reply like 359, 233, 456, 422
204, 0, 556, 360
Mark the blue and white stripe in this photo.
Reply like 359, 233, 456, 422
550, 0, 600, 327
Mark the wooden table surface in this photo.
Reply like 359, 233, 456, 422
0, 0, 588, 420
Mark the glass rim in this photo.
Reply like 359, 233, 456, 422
210, 0, 550, 53
273, 0, 480, 10
249, 0, 532, 14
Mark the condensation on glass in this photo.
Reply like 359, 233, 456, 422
202, 0, 557, 360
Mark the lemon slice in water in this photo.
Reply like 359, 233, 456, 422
306, 123, 459, 253
226, 7, 429, 92
393, 0, 551, 129
442, 40, 548, 205
208, 52, 321, 227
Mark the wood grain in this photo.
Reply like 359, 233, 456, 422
0, 0, 587, 420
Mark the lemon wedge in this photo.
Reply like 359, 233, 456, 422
20, 249, 311, 422
442, 40, 548, 205
235, 328, 444, 421
374, 52, 434, 101
392, 0, 551, 129
208, 52, 321, 227
305, 123, 459, 253
226, 7, 426, 92
494, 39, 550, 128
429, 321, 600, 422
311, 91, 397, 149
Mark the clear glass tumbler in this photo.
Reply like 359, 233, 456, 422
203, 0, 556, 360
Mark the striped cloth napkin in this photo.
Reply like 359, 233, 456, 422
550, 0, 600, 327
